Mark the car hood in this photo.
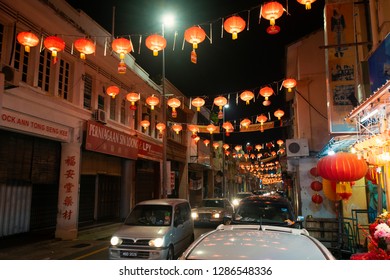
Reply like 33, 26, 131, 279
193, 207, 224, 213
113, 225, 170, 239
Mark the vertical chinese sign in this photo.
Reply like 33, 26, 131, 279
325, 2, 358, 133
56, 143, 81, 240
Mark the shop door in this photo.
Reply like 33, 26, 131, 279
97, 174, 121, 221
79, 175, 96, 225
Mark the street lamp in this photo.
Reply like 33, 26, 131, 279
222, 103, 229, 198
162, 14, 174, 198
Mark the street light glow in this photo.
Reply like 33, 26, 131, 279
162, 14, 175, 28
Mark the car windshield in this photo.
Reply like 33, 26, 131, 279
201, 200, 224, 208
124, 205, 172, 226
234, 202, 293, 224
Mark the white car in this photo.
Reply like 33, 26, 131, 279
109, 199, 194, 260
179, 224, 336, 260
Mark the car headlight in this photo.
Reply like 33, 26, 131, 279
110, 236, 122, 246
191, 212, 198, 219
212, 212, 221, 219
149, 237, 164, 247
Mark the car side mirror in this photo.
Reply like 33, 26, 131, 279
297, 216, 305, 222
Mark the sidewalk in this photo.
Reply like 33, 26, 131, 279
0, 223, 122, 260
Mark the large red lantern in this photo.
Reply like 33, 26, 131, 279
240, 90, 254, 104
44, 36, 65, 64
146, 95, 160, 110
191, 97, 205, 111
297, 0, 317, 10
126, 92, 140, 110
17, 31, 39, 53
145, 34, 167, 56
317, 152, 368, 182
184, 26, 206, 64
223, 15, 246, 40
283, 78, 297, 92
259, 86, 274, 101
167, 97, 181, 118
112, 37, 133, 59
74, 38, 95, 60
310, 181, 323, 192
106, 85, 120, 99
261, 1, 284, 26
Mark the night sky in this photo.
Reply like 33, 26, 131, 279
65, 0, 325, 147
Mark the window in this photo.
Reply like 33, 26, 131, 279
38, 50, 51, 93
110, 97, 116, 120
58, 59, 70, 100
83, 74, 92, 110
14, 42, 29, 83
120, 99, 126, 124
98, 90, 105, 110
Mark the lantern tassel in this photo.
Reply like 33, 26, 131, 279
191, 50, 197, 64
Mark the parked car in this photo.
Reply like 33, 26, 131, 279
109, 199, 194, 260
191, 198, 234, 226
179, 224, 336, 260
231, 191, 253, 207
231, 195, 304, 228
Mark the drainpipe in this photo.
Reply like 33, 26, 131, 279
369, 0, 379, 50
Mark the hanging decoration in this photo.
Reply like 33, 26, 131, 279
206, 124, 217, 134
282, 78, 297, 92
191, 97, 205, 111
213, 142, 220, 149
223, 15, 246, 40
274, 109, 284, 125
140, 120, 150, 130
257, 114, 268, 132
172, 123, 183, 134
255, 144, 262, 151
266, 25, 280, 35
184, 26, 206, 64
309, 167, 318, 177
126, 92, 140, 110
187, 124, 200, 136
145, 34, 167, 56
17, 31, 39, 53
240, 118, 251, 128
44, 35, 65, 64
311, 193, 323, 205
74, 38, 95, 60
240, 90, 255, 104
222, 121, 234, 136
261, 1, 284, 26
194, 136, 200, 143
317, 152, 368, 200
156, 122, 166, 134
214, 96, 228, 119
310, 181, 323, 192
167, 97, 181, 118
234, 145, 242, 152
106, 85, 120, 99
223, 144, 230, 150
112, 37, 133, 73
146, 95, 160, 110
297, 0, 317, 10
203, 139, 210, 146
276, 139, 284, 146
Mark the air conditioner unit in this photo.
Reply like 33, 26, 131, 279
286, 138, 309, 157
94, 109, 107, 124
1, 64, 21, 88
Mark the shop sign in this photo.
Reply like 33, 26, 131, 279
0, 108, 70, 142
86, 120, 138, 159
138, 138, 163, 159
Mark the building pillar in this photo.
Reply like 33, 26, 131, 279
55, 142, 81, 240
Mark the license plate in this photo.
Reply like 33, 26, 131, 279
120, 251, 137, 257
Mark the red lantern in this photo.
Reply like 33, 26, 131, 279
259, 86, 274, 101
240, 118, 251, 128
167, 97, 181, 118
191, 97, 205, 111
112, 37, 133, 60
310, 181, 323, 192
145, 34, 167, 56
140, 120, 150, 130
106, 85, 120, 99
146, 95, 160, 110
274, 109, 284, 120
222, 121, 234, 136
74, 38, 95, 60
311, 193, 323, 204
309, 167, 318, 177
317, 152, 368, 182
223, 15, 246, 40
206, 124, 217, 134
172, 123, 183, 134
44, 36, 65, 64
126, 92, 140, 110
240, 90, 255, 104
184, 26, 206, 49
214, 96, 228, 119
283, 78, 297, 92
17, 31, 39, 53
156, 122, 166, 133
261, 1, 284, 26
257, 114, 268, 132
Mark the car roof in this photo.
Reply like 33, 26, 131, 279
136, 198, 189, 206
239, 195, 290, 204
182, 225, 335, 260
